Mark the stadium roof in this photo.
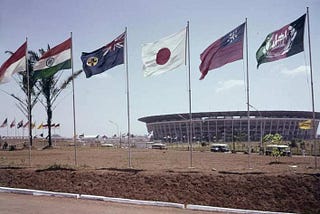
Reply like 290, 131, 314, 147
138, 111, 320, 123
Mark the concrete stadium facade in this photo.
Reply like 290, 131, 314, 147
138, 111, 320, 142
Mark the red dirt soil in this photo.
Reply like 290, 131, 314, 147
0, 147, 319, 213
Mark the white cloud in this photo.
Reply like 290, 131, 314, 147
280, 65, 309, 76
215, 79, 244, 93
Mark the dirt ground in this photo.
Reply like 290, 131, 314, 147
0, 145, 319, 213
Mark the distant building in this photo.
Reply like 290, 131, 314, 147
138, 111, 320, 142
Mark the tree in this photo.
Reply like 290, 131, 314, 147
3, 50, 41, 146
2, 47, 81, 147
232, 132, 247, 152
37, 67, 82, 147
262, 133, 282, 145
263, 133, 284, 163
25, 47, 82, 147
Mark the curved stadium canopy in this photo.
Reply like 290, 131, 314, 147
139, 111, 320, 142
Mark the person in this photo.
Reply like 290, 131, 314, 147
2, 141, 8, 150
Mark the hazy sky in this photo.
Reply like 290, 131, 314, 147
1, 0, 320, 137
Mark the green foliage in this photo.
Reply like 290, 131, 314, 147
271, 148, 282, 163
263, 133, 283, 145
263, 133, 284, 163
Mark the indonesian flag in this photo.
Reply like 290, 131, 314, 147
142, 28, 186, 77
33, 38, 71, 79
0, 42, 27, 83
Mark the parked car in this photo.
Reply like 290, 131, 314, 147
151, 143, 167, 150
210, 143, 230, 152
101, 143, 114, 147
265, 144, 291, 156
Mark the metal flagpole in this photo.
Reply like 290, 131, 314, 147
245, 18, 251, 169
70, 32, 77, 166
306, 7, 317, 169
14, 118, 17, 138
125, 27, 132, 168
6, 118, 8, 138
26, 37, 32, 166
186, 21, 193, 168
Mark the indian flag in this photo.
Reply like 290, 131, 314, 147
33, 38, 71, 79
0, 42, 27, 84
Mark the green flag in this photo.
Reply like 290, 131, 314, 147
256, 14, 305, 68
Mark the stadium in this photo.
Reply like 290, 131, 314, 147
139, 111, 320, 143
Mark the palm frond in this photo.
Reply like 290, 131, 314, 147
16, 103, 28, 118
60, 69, 83, 90
4, 50, 13, 55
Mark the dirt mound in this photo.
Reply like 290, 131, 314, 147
0, 168, 319, 213
1, 148, 320, 213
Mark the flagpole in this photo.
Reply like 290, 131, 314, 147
186, 21, 193, 168
26, 37, 32, 166
6, 119, 8, 137
245, 18, 251, 169
14, 118, 17, 138
70, 32, 77, 166
306, 7, 317, 169
125, 27, 132, 168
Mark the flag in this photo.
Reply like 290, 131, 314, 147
10, 119, 15, 128
17, 120, 23, 128
23, 121, 29, 128
256, 14, 306, 68
142, 28, 186, 77
81, 32, 125, 78
37, 123, 43, 129
299, 119, 312, 130
0, 118, 8, 128
199, 23, 245, 80
0, 42, 27, 84
33, 38, 71, 79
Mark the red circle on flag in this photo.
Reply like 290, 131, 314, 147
156, 48, 171, 65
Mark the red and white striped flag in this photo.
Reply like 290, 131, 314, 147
0, 42, 27, 83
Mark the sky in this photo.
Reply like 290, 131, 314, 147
1, 0, 320, 138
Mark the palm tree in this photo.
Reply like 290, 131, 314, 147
3, 50, 41, 146
35, 45, 83, 147
4, 46, 82, 147
37, 65, 82, 147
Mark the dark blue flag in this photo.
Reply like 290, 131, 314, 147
81, 32, 125, 78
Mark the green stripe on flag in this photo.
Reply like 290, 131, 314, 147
33, 60, 71, 79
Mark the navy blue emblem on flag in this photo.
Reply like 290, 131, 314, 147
81, 32, 125, 78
